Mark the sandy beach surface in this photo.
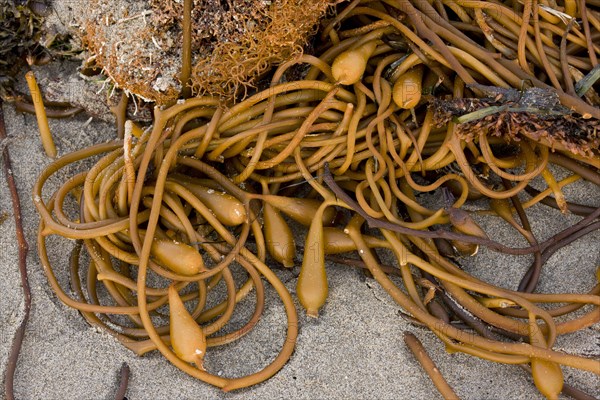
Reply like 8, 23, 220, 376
1, 4, 599, 400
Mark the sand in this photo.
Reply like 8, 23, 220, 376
1, 3, 599, 399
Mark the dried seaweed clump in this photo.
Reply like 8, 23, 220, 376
80, 0, 334, 103
189, 0, 334, 98
80, 0, 179, 104
432, 87, 600, 158
0, 0, 45, 98
149, 0, 268, 49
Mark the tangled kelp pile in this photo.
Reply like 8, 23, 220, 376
27, 0, 600, 398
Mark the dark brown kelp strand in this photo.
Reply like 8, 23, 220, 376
14, 99, 83, 119
323, 163, 598, 257
114, 362, 130, 400
1, 101, 31, 400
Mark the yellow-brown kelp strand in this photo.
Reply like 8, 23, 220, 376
403, 332, 459, 400
25, 70, 56, 158
32, 0, 600, 397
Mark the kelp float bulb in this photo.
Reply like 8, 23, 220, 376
446, 206, 488, 256
264, 203, 296, 268
169, 285, 207, 369
392, 66, 424, 109
296, 204, 329, 317
332, 40, 377, 85
151, 239, 204, 276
